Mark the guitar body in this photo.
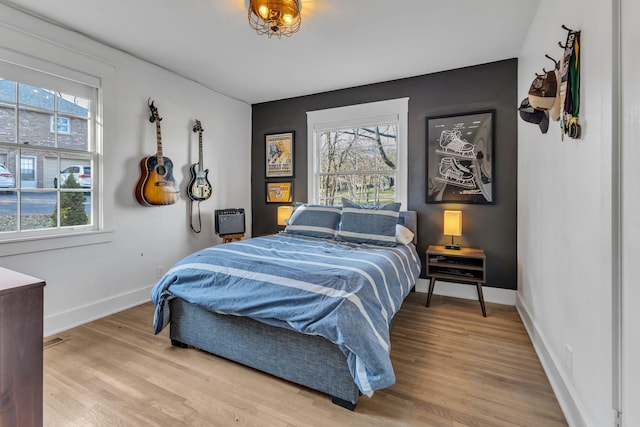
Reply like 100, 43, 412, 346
135, 155, 180, 206
136, 99, 180, 206
187, 119, 212, 203
187, 163, 212, 201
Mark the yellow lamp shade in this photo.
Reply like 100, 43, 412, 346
443, 210, 462, 236
277, 205, 294, 226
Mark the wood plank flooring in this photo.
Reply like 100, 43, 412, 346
43, 293, 567, 426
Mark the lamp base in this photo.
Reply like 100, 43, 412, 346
445, 244, 461, 250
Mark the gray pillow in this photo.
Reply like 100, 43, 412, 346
284, 203, 342, 239
337, 198, 401, 246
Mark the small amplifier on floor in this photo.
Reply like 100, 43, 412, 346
215, 208, 245, 236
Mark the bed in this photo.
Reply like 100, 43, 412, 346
151, 206, 420, 410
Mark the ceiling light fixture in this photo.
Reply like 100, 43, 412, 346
248, 0, 301, 38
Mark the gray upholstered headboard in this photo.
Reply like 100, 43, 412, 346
398, 211, 417, 244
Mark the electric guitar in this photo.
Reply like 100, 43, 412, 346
187, 119, 212, 201
135, 99, 180, 206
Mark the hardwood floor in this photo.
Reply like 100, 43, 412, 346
43, 293, 567, 426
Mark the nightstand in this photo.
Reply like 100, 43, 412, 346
425, 245, 487, 317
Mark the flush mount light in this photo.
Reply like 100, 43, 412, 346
248, 0, 301, 38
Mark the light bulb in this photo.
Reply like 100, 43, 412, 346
258, 5, 269, 19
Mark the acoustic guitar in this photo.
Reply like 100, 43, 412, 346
135, 99, 180, 206
187, 119, 212, 201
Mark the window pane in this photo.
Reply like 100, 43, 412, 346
0, 105, 16, 143
0, 79, 16, 102
19, 108, 55, 146
58, 190, 90, 227
20, 191, 56, 230
18, 83, 54, 110
59, 155, 91, 189
39, 151, 59, 189
57, 92, 90, 117
317, 125, 397, 206
58, 115, 89, 151
0, 191, 17, 232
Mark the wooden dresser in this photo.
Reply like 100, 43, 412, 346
0, 267, 46, 427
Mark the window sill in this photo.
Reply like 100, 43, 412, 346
0, 228, 114, 257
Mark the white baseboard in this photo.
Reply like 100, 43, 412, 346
516, 293, 589, 427
414, 278, 517, 306
44, 285, 153, 337
45, 280, 513, 337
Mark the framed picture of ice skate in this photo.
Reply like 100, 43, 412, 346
266, 181, 293, 203
426, 111, 494, 204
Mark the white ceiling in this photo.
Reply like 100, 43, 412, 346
0, 0, 539, 105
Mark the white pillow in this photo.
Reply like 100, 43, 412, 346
395, 224, 414, 245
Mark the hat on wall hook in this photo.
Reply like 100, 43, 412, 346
528, 55, 559, 115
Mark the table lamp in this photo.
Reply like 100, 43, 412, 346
277, 205, 294, 226
443, 210, 462, 250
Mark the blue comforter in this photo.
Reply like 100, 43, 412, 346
151, 233, 421, 396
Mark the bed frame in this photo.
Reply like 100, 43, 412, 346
168, 211, 417, 410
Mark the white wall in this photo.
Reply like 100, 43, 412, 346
0, 4, 252, 336
621, 0, 640, 424
517, 1, 614, 426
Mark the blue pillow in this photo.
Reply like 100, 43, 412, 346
284, 203, 342, 239
337, 198, 401, 246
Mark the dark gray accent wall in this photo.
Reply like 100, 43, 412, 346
251, 59, 517, 289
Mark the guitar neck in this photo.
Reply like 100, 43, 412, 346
198, 132, 204, 172
155, 120, 164, 166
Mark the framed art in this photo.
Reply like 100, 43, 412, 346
266, 181, 293, 203
426, 110, 494, 204
265, 131, 294, 178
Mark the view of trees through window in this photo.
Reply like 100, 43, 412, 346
318, 125, 397, 206
0, 77, 94, 235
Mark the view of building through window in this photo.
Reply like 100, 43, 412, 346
317, 125, 397, 206
0, 78, 94, 235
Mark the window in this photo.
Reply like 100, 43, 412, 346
0, 66, 99, 240
307, 98, 409, 208
50, 116, 70, 134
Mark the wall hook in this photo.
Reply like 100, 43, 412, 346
545, 54, 559, 69
558, 25, 577, 48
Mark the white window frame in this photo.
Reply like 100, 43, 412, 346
307, 98, 409, 209
0, 39, 113, 254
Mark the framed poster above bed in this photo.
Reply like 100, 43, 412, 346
426, 111, 494, 204
265, 131, 294, 178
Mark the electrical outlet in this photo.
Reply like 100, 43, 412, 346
565, 344, 573, 377
156, 265, 165, 279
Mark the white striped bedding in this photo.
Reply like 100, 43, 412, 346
151, 233, 421, 396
